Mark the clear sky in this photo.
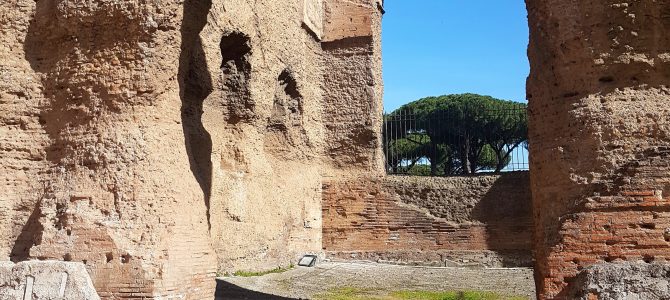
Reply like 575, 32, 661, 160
382, 1, 530, 111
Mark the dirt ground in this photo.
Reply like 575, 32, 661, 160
215, 261, 536, 299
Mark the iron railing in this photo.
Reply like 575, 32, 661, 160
383, 105, 529, 176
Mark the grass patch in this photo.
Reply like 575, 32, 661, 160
232, 264, 294, 277
314, 287, 388, 300
315, 288, 528, 300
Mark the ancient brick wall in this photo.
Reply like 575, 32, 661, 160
2, 0, 219, 297
1, 0, 384, 298
322, 0, 385, 176
322, 173, 533, 267
526, 1, 670, 298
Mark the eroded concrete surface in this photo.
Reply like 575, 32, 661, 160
527, 0, 670, 298
215, 261, 536, 300
1, 0, 383, 298
0, 261, 99, 300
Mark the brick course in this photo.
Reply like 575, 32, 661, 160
526, 1, 670, 298
322, 173, 533, 267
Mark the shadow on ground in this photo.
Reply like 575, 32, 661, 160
215, 279, 300, 300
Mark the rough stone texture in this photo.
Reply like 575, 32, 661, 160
565, 262, 670, 300
326, 250, 532, 268
323, 0, 377, 42
385, 173, 532, 224
321, 0, 385, 176
526, 1, 670, 298
1, 0, 383, 298
322, 173, 533, 267
0, 261, 99, 299
0, 0, 50, 275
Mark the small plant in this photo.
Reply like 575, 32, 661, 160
232, 265, 295, 277
215, 271, 231, 277
313, 287, 382, 300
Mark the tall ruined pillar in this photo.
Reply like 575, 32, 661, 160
527, 1, 670, 298
3, 0, 218, 298
321, 0, 385, 177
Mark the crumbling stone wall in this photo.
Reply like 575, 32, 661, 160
564, 262, 670, 300
322, 0, 385, 175
322, 173, 533, 267
1, 0, 383, 298
527, 1, 670, 298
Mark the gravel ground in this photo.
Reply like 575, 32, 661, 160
215, 261, 536, 299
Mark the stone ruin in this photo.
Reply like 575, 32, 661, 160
2, 0, 670, 299
1, 0, 383, 298
528, 0, 670, 298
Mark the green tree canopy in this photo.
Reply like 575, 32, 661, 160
385, 93, 527, 175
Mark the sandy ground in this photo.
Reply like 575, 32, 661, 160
215, 261, 536, 299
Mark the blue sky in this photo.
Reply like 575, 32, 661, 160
382, 1, 530, 111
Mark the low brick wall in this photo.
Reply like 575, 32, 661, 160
322, 172, 533, 267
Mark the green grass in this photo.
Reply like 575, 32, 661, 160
314, 287, 386, 300
231, 264, 294, 277
314, 288, 528, 300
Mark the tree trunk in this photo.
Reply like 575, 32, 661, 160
469, 153, 478, 174
461, 139, 471, 175
495, 149, 505, 173
429, 143, 438, 176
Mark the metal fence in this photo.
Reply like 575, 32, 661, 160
383, 104, 529, 176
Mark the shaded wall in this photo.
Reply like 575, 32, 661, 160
323, 173, 533, 267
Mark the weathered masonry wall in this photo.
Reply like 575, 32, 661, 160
323, 172, 533, 267
527, 1, 670, 299
322, 0, 385, 176
0, 0, 383, 298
